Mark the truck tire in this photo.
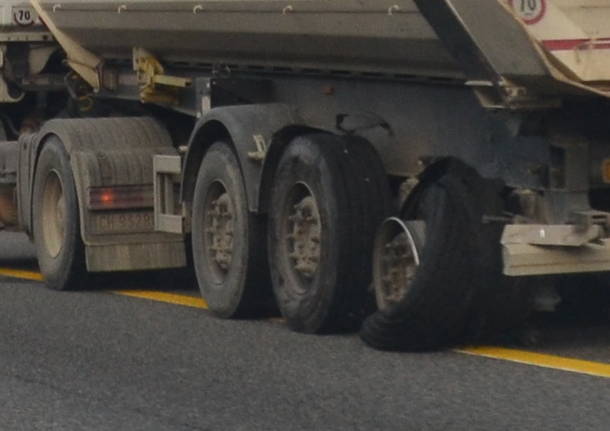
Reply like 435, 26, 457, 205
32, 137, 87, 290
268, 133, 390, 333
191, 141, 270, 318
361, 158, 534, 350
360, 159, 489, 350
341, 136, 395, 318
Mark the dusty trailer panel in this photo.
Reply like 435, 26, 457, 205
31, 0, 610, 102
520, 0, 610, 84
32, 0, 463, 80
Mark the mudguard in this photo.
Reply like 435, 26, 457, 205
29, 117, 186, 272
181, 103, 302, 213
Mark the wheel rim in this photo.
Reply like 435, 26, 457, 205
373, 218, 424, 312
41, 169, 66, 258
282, 182, 321, 292
202, 180, 235, 282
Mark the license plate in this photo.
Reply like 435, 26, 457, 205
90, 211, 154, 235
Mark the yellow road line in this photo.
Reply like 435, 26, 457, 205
457, 346, 610, 379
112, 289, 208, 309
0, 265, 207, 308
2, 266, 610, 377
0, 267, 44, 281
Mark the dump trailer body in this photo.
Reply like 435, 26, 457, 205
31, 0, 610, 101
33, 0, 463, 79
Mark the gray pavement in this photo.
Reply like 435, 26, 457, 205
1, 232, 609, 431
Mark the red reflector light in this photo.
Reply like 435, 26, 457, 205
88, 185, 154, 210
101, 192, 113, 203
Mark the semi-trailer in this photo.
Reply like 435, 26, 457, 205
1, 0, 610, 350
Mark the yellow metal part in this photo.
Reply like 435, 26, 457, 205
0, 267, 43, 281
112, 290, 208, 309
133, 48, 191, 105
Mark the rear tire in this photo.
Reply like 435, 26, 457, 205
361, 159, 534, 350
360, 159, 498, 350
33, 137, 87, 290
268, 134, 390, 333
191, 141, 270, 318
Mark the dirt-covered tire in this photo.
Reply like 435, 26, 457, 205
342, 136, 395, 317
191, 141, 270, 318
33, 136, 87, 290
268, 133, 391, 333
361, 158, 531, 351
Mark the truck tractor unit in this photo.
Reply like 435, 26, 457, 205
1, 0, 610, 350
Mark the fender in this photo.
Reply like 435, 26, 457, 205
28, 117, 185, 272
181, 103, 302, 213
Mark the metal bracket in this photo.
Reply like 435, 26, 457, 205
195, 77, 273, 117
153, 154, 184, 234
0, 75, 23, 103
502, 220, 610, 276
247, 134, 267, 162
572, 210, 610, 234
503, 240, 610, 277
502, 224, 604, 248
467, 78, 560, 110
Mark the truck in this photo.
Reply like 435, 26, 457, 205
0, 0, 609, 350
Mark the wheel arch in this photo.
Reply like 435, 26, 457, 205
180, 119, 232, 209
258, 125, 326, 214
181, 104, 319, 214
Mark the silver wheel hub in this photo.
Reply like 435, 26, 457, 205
287, 194, 321, 279
41, 170, 66, 258
373, 218, 426, 311
205, 191, 234, 272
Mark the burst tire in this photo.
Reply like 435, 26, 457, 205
361, 159, 531, 350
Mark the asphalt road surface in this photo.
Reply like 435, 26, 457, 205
1, 232, 609, 431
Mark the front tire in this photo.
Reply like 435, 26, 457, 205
191, 141, 270, 318
33, 137, 86, 290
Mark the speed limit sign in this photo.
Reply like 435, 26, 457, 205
509, 0, 547, 25
12, 6, 37, 27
